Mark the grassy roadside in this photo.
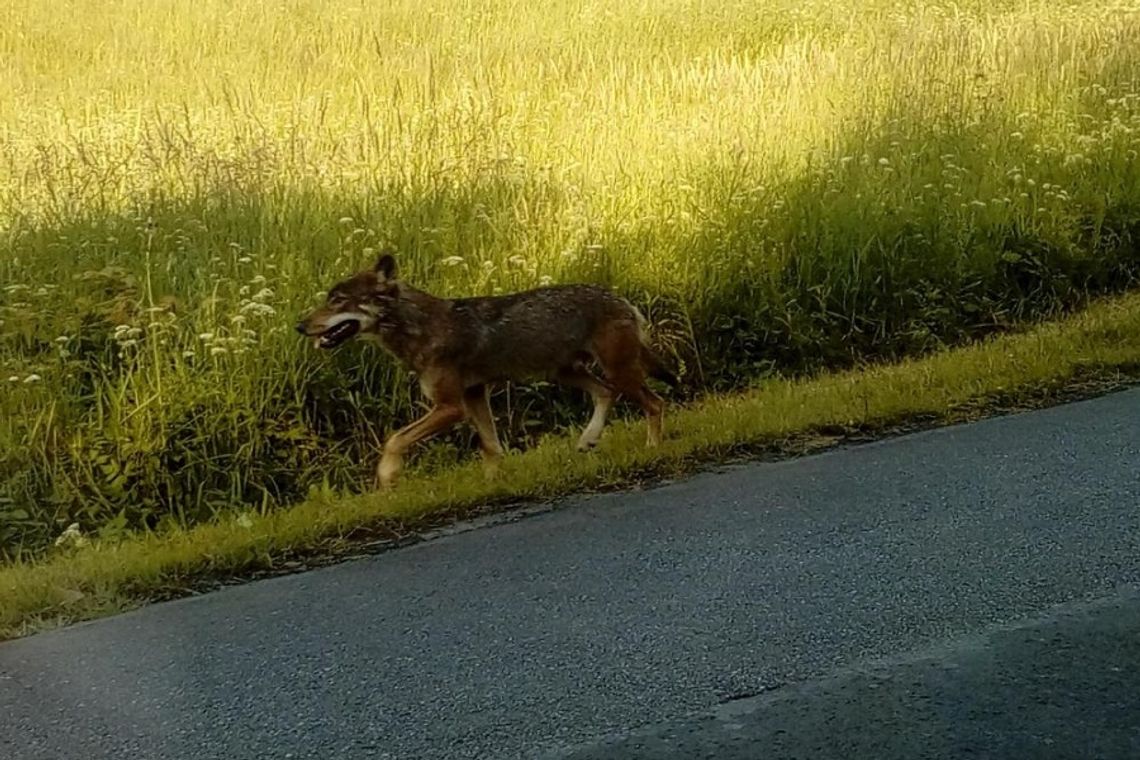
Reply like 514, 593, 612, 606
4, 0, 1140, 551
3, 292, 1140, 640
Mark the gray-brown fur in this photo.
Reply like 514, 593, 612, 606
297, 253, 674, 487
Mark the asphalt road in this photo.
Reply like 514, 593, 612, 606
2, 388, 1139, 760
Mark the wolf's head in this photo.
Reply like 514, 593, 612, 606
295, 253, 400, 349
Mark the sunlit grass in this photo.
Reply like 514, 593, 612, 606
1, 0, 1139, 556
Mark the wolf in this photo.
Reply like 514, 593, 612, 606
296, 252, 677, 487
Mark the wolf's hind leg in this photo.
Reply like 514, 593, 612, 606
626, 383, 665, 447
593, 322, 665, 447
555, 366, 614, 451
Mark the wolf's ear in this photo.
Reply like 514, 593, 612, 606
374, 252, 397, 281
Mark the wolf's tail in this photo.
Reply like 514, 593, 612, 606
630, 304, 680, 387
641, 345, 680, 387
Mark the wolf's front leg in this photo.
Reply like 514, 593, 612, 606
376, 403, 465, 488
376, 448, 404, 489
461, 385, 504, 478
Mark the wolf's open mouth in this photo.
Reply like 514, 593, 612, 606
316, 319, 360, 349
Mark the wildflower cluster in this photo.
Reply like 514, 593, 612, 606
191, 265, 280, 360
6, 373, 42, 384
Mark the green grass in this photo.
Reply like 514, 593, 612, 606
2, 0, 1140, 557
2, 291, 1140, 639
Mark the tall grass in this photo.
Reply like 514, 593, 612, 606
1, 0, 1139, 557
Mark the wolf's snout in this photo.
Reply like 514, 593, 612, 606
294, 321, 308, 335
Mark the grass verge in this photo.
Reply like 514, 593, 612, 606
4, 0, 1140, 550
3, 292, 1140, 640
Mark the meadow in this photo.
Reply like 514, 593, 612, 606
1, 0, 1139, 558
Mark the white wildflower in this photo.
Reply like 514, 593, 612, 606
23, 374, 42, 383
441, 256, 465, 267
240, 302, 277, 318
55, 522, 89, 549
